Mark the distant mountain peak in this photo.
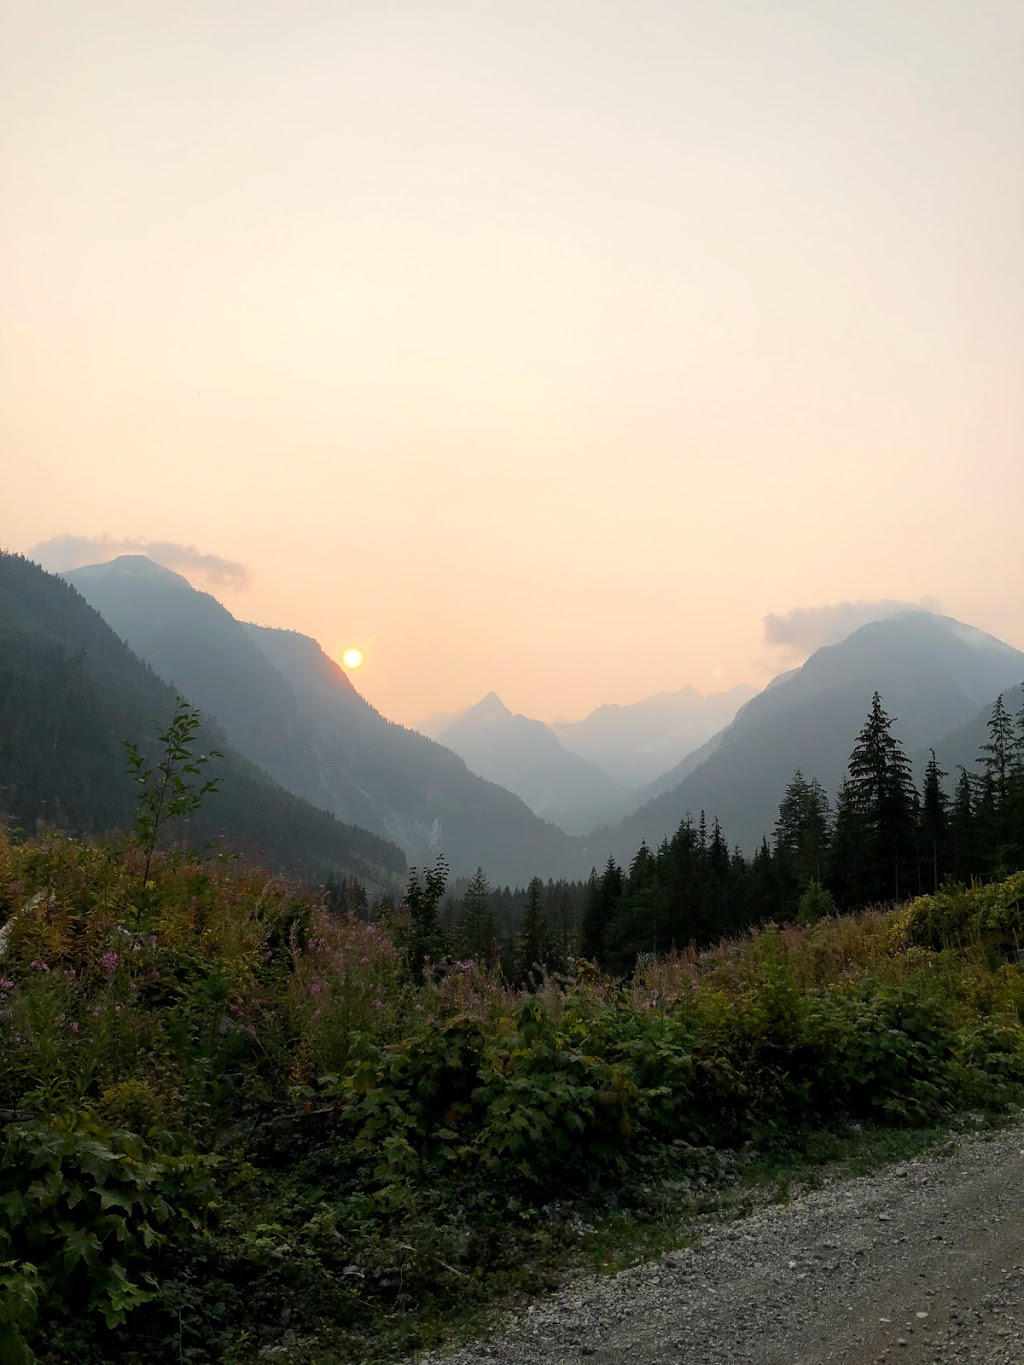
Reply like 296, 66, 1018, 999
70, 555, 193, 587
465, 691, 512, 721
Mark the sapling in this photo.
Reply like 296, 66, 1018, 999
123, 697, 221, 889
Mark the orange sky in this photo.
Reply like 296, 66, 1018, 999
3, 1, 1023, 725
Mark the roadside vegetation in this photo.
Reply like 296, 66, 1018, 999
2, 807, 1024, 1361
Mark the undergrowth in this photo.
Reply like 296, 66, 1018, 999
2, 830, 1024, 1362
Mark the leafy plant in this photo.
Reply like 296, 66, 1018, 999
0, 1260, 38, 1365
123, 698, 221, 886
0, 1115, 217, 1356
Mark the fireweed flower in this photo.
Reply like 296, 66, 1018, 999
101, 952, 118, 972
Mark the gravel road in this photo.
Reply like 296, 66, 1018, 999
414, 1119, 1024, 1364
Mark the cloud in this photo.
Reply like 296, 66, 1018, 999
763, 597, 943, 660
30, 534, 249, 589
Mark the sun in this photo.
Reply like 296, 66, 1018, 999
341, 647, 364, 670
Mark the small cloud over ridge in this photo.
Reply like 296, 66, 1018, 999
30, 534, 249, 589
763, 596, 943, 660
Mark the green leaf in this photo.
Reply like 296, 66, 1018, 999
0, 1192, 27, 1226
63, 1228, 102, 1272
0, 1323, 36, 1365
97, 1189, 135, 1215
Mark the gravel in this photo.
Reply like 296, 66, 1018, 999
413, 1118, 1024, 1364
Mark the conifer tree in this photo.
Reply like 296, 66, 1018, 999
980, 695, 1016, 808
404, 854, 449, 983
747, 837, 781, 922
516, 876, 550, 984
979, 695, 1019, 871
461, 866, 496, 963
1009, 694, 1024, 868
836, 694, 917, 904
580, 856, 622, 963
920, 750, 950, 893
950, 767, 978, 883
773, 770, 832, 908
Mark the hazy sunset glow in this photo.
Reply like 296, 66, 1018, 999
2, 1, 1022, 725
341, 648, 365, 671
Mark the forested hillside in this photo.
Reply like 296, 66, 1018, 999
0, 552, 405, 886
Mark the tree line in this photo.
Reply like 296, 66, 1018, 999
392, 688, 1024, 979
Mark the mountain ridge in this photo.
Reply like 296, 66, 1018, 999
65, 556, 580, 883
0, 552, 406, 886
435, 694, 630, 835
581, 611, 1024, 864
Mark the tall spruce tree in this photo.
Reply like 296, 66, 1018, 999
920, 750, 950, 893
773, 770, 832, 911
835, 693, 917, 905
580, 857, 622, 964
978, 695, 1018, 871
461, 866, 496, 963
1010, 694, 1024, 868
516, 876, 550, 984
747, 836, 782, 923
950, 767, 979, 883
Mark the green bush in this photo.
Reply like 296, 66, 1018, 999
905, 873, 1024, 955
0, 1115, 217, 1360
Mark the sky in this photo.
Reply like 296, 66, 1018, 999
2, 0, 1023, 726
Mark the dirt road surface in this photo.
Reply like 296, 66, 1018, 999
415, 1119, 1024, 1364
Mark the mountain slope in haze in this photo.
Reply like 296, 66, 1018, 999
553, 683, 757, 787
66, 558, 579, 883
585, 613, 1024, 864
244, 625, 579, 881
0, 553, 405, 886
925, 681, 1024, 782
434, 693, 630, 834
414, 706, 469, 741
67, 556, 328, 806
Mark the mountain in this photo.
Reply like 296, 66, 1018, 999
0, 552, 405, 886
585, 613, 1024, 863
553, 683, 757, 787
414, 705, 469, 740
434, 693, 630, 834
65, 557, 579, 884
925, 680, 1024, 782
66, 557, 329, 806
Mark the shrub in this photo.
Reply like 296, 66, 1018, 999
797, 880, 836, 925
0, 1115, 217, 1360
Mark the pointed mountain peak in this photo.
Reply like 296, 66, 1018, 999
465, 691, 512, 721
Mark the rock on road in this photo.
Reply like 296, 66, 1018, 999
415, 1119, 1024, 1365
